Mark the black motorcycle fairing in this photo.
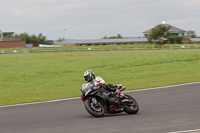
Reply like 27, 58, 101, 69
82, 84, 119, 112
81, 83, 139, 117
90, 88, 112, 110
91, 90, 122, 113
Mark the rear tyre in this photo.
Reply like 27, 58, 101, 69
84, 98, 105, 117
123, 95, 139, 114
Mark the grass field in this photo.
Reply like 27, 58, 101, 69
0, 50, 200, 106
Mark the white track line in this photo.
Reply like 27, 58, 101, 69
168, 128, 200, 133
0, 82, 200, 108
0, 97, 80, 108
125, 82, 200, 93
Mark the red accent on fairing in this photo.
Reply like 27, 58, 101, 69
81, 94, 84, 101
115, 90, 121, 95
97, 82, 102, 86
110, 107, 118, 111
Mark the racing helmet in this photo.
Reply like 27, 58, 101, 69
84, 70, 95, 82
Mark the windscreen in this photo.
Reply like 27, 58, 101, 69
81, 83, 93, 94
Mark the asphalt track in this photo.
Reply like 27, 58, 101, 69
0, 82, 200, 133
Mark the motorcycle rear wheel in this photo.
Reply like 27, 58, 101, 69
84, 98, 105, 117
123, 95, 139, 114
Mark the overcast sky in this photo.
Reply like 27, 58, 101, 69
0, 0, 199, 40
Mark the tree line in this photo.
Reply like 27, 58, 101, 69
14, 33, 47, 44
14, 29, 198, 45
103, 34, 122, 39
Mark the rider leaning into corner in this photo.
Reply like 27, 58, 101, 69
83, 69, 125, 94
82, 70, 139, 116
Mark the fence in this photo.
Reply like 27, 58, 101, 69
0, 45, 200, 54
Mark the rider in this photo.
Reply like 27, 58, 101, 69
83, 70, 122, 92
83, 70, 125, 107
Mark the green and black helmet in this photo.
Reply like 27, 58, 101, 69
84, 70, 95, 82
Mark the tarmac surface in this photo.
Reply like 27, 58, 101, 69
0, 82, 200, 133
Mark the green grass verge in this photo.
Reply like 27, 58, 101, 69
0, 50, 200, 106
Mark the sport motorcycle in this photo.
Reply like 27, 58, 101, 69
81, 83, 139, 117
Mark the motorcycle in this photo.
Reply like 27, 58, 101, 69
81, 83, 139, 117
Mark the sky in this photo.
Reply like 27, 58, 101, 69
0, 0, 200, 40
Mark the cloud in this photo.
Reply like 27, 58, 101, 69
0, 0, 200, 39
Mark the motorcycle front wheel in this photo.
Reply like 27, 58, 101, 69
84, 98, 105, 117
123, 94, 139, 114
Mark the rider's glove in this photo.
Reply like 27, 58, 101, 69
121, 86, 126, 90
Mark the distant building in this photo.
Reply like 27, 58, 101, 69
0, 31, 15, 41
143, 21, 200, 44
143, 21, 186, 38
54, 38, 149, 46
0, 30, 25, 48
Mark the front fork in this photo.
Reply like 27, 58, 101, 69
92, 98, 98, 105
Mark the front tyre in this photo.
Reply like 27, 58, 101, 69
84, 98, 105, 117
123, 95, 139, 114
